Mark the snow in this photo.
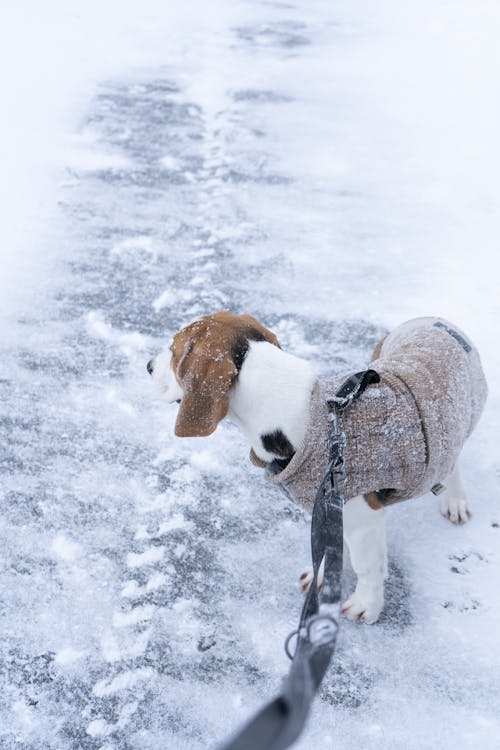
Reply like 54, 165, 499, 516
126, 548, 166, 569
93, 668, 154, 698
1, 1, 500, 749
51, 534, 83, 562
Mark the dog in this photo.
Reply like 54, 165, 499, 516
147, 311, 487, 623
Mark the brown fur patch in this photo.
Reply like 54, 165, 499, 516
363, 492, 384, 511
171, 311, 281, 437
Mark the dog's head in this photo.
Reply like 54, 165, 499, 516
147, 311, 281, 437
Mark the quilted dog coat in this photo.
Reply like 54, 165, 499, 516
251, 318, 487, 508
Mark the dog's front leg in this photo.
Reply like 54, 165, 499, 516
342, 495, 388, 624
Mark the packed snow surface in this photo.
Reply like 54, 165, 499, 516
1, 1, 499, 749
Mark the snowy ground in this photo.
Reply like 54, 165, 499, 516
1, 2, 500, 749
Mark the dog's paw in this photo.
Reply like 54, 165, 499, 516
299, 565, 324, 594
299, 568, 313, 593
341, 587, 384, 624
440, 493, 471, 525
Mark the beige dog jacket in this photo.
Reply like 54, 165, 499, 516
251, 318, 487, 509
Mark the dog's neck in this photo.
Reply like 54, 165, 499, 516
228, 341, 316, 464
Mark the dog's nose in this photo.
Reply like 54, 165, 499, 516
146, 359, 154, 375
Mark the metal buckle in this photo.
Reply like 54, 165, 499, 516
307, 614, 339, 646
328, 394, 351, 409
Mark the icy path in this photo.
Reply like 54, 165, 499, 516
1, 3, 500, 749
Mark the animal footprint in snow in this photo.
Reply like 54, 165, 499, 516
442, 598, 481, 613
448, 550, 486, 575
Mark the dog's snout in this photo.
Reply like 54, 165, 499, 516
146, 359, 154, 376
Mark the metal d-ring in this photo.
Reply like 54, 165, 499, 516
284, 629, 299, 660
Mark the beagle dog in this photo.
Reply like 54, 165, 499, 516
147, 311, 485, 624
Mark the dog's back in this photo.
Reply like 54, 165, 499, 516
374, 317, 488, 494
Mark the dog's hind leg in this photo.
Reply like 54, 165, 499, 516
440, 461, 471, 524
342, 495, 388, 624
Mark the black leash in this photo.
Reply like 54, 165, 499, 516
218, 369, 380, 750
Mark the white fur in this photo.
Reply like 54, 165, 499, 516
341, 495, 388, 623
151, 351, 184, 403
228, 341, 316, 461
440, 464, 471, 524
151, 335, 471, 624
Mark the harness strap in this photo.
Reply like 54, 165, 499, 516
327, 368, 380, 408
218, 369, 380, 750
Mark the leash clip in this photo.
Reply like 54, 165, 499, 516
284, 614, 340, 660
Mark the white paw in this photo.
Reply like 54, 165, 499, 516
299, 562, 324, 594
341, 587, 384, 624
440, 493, 471, 525
299, 567, 313, 593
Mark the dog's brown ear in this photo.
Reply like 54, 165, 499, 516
174, 338, 238, 438
171, 311, 280, 437
238, 314, 282, 349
